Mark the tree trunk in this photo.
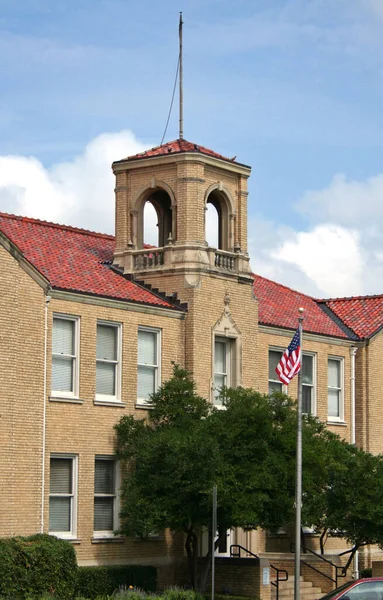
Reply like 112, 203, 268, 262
185, 528, 197, 589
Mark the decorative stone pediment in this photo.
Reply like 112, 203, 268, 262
213, 292, 241, 337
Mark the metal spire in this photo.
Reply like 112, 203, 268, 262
179, 12, 184, 140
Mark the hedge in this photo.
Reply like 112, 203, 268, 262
0, 533, 77, 599
76, 565, 157, 599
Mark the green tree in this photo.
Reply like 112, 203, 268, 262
115, 365, 383, 589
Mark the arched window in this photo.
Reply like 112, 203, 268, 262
137, 188, 174, 249
205, 189, 231, 251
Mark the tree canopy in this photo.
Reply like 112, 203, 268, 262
115, 365, 383, 589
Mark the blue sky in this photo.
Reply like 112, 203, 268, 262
1, 0, 383, 297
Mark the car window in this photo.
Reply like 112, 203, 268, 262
341, 581, 383, 600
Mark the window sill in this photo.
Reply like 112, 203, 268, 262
135, 401, 153, 410
327, 420, 347, 426
49, 533, 81, 544
94, 400, 126, 407
92, 536, 124, 544
49, 396, 84, 404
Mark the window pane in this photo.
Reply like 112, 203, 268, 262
302, 355, 313, 384
138, 330, 156, 365
302, 385, 312, 414
95, 461, 114, 494
269, 351, 282, 379
96, 362, 116, 396
94, 498, 114, 531
138, 365, 155, 399
269, 381, 282, 394
52, 356, 73, 391
214, 374, 226, 390
53, 319, 74, 355
49, 497, 71, 531
215, 341, 226, 373
50, 458, 72, 494
97, 325, 117, 360
328, 389, 340, 417
328, 359, 340, 387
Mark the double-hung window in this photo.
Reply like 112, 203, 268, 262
328, 357, 343, 421
49, 455, 77, 539
268, 349, 284, 394
302, 354, 315, 415
137, 327, 160, 403
94, 457, 119, 537
96, 322, 121, 401
52, 315, 79, 397
214, 338, 232, 405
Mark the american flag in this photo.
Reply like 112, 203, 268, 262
275, 328, 301, 385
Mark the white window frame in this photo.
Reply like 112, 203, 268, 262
213, 337, 233, 407
302, 352, 316, 416
95, 321, 122, 402
268, 347, 287, 395
51, 314, 80, 398
93, 456, 120, 538
49, 454, 78, 540
137, 326, 161, 405
328, 356, 344, 422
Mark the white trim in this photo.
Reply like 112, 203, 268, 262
95, 320, 122, 403
51, 314, 80, 399
213, 336, 233, 406
49, 453, 78, 540
302, 351, 316, 416
268, 347, 287, 394
93, 456, 120, 539
137, 326, 161, 403
327, 356, 344, 422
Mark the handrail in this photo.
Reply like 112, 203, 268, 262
291, 543, 347, 588
230, 545, 288, 600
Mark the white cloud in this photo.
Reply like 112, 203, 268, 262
296, 173, 383, 228
272, 224, 364, 297
0, 130, 149, 234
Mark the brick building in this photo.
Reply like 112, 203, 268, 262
1, 138, 382, 588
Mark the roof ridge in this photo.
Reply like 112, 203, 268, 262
319, 293, 383, 303
253, 272, 317, 301
0, 212, 114, 240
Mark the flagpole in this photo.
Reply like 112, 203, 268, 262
179, 12, 184, 140
294, 307, 304, 600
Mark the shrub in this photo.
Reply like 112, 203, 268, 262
76, 566, 157, 599
0, 533, 77, 599
360, 568, 372, 578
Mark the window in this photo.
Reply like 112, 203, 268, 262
94, 458, 119, 536
328, 357, 343, 420
268, 349, 283, 394
49, 455, 77, 538
137, 327, 160, 403
52, 315, 79, 397
214, 338, 232, 405
302, 354, 315, 415
96, 322, 121, 401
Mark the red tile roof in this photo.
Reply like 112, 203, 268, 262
0, 213, 176, 309
253, 274, 349, 339
120, 138, 248, 167
320, 295, 383, 339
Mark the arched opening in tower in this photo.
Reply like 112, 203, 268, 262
142, 190, 173, 248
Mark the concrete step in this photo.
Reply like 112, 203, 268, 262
271, 576, 324, 600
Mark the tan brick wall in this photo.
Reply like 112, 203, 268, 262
44, 295, 185, 564
0, 245, 46, 537
362, 333, 383, 454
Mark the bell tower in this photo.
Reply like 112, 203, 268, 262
112, 139, 252, 285
112, 138, 259, 397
